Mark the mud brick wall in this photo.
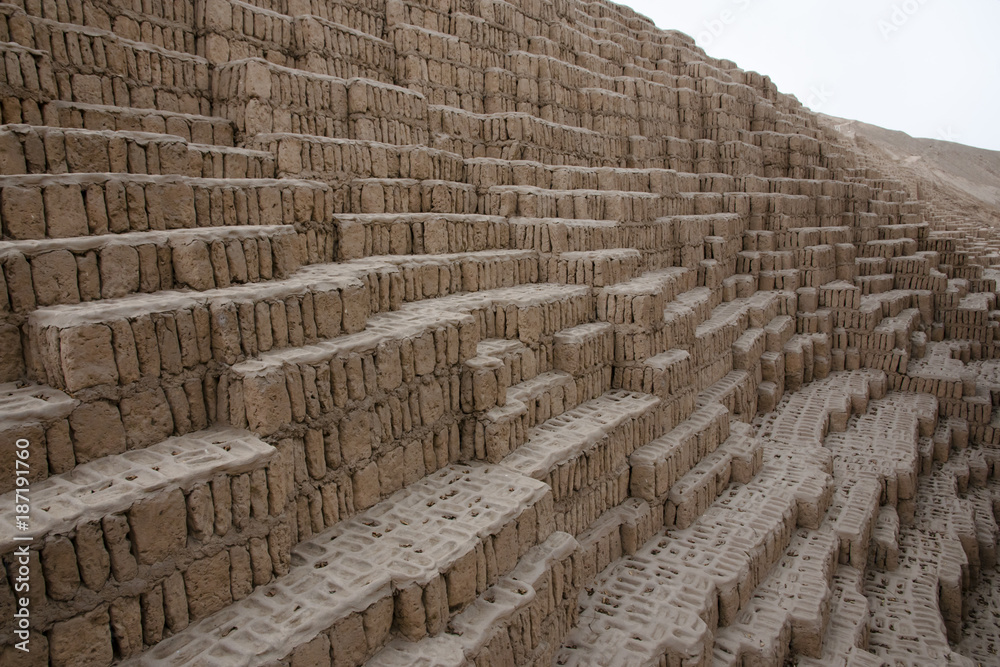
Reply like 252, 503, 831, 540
3, 0, 1000, 663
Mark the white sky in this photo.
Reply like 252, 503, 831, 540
620, 0, 1000, 152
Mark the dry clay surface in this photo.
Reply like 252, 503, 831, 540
1, 0, 1000, 665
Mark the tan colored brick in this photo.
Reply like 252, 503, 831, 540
60, 324, 118, 391
69, 401, 126, 464
48, 605, 113, 667
41, 536, 80, 601
128, 488, 186, 566
184, 550, 232, 620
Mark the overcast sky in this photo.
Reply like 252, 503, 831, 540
620, 0, 1000, 152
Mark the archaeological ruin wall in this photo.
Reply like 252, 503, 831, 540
1, 0, 999, 665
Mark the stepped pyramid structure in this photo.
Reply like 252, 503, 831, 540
2, 0, 1000, 664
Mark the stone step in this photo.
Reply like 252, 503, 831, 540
967, 486, 997, 569
796, 566, 880, 667
124, 462, 555, 666
598, 266, 696, 329
467, 64, 649, 132
42, 100, 234, 146
690, 292, 781, 371
4, 8, 212, 114
826, 395, 932, 512
0, 425, 274, 551
465, 157, 683, 194
557, 427, 803, 666
572, 497, 663, 581
348, 177, 478, 215
0, 173, 330, 242
214, 58, 428, 142
335, 213, 508, 259
508, 217, 674, 271
372, 248, 541, 302
664, 286, 720, 341
757, 369, 887, 449
713, 527, 839, 664
829, 473, 882, 570
856, 256, 888, 277
203, 1, 393, 81
366, 530, 580, 667
695, 368, 760, 420
917, 468, 982, 580
765, 313, 797, 353
615, 297, 780, 422
663, 422, 763, 530
500, 389, 661, 537
467, 369, 604, 464
871, 505, 901, 572
731, 441, 836, 532
758, 267, 801, 292
629, 401, 731, 510
279, 0, 385, 36
224, 284, 593, 474
388, 22, 496, 115
404, 282, 595, 348
2, 0, 198, 40
0, 39, 52, 125
485, 184, 720, 223
0, 123, 274, 177
862, 239, 917, 260
0, 224, 301, 308
556, 547, 716, 666
957, 520, 1000, 664
644, 447, 831, 626
738, 245, 852, 279
428, 106, 631, 166
539, 248, 643, 287
745, 221, 858, 250
878, 222, 930, 242
865, 532, 976, 666
0, 427, 287, 658
474, 337, 544, 386
504, 370, 594, 426
25, 262, 371, 392
733, 326, 766, 371
249, 133, 465, 183
0, 382, 77, 492
553, 321, 614, 378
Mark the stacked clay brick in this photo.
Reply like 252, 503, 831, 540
1, 0, 999, 665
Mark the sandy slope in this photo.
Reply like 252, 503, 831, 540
819, 114, 1000, 226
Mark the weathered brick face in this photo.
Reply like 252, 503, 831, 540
1, 0, 999, 664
